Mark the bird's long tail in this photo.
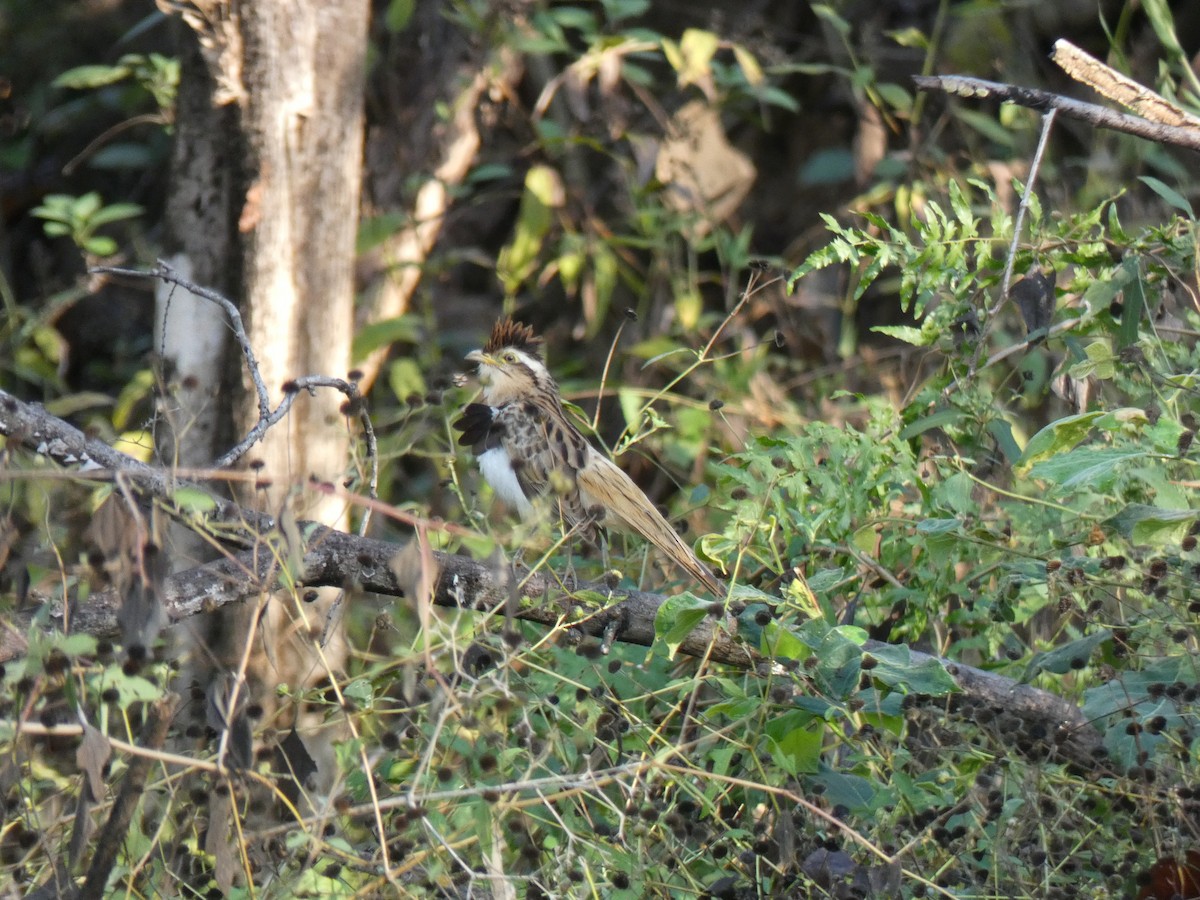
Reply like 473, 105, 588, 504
578, 457, 724, 595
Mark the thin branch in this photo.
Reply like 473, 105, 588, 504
89, 264, 380, 508
998, 109, 1057, 308
969, 106, 1058, 372
0, 386, 278, 538
95, 262, 273, 423
1051, 38, 1200, 129
209, 372, 365, 470
943, 313, 1087, 397
912, 74, 1200, 152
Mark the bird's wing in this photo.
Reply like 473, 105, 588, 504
454, 403, 502, 450
494, 399, 592, 526
454, 403, 534, 515
576, 454, 724, 596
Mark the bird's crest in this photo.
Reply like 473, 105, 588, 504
483, 318, 543, 359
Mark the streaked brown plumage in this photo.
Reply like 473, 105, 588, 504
454, 318, 723, 595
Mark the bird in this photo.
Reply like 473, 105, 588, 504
454, 318, 723, 595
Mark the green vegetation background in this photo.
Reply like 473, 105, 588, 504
4, 1, 1200, 897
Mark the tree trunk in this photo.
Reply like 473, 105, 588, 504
231, 0, 368, 734
236, 1, 365, 497
161, 0, 369, 784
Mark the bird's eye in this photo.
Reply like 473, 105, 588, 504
502, 351, 517, 363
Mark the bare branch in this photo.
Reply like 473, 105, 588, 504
0, 387, 1104, 769
2, 522, 1105, 769
968, 107, 1058, 372
94, 262, 273, 423
90, 264, 379, 515
1051, 39, 1200, 128
0, 386, 277, 538
912, 74, 1200, 152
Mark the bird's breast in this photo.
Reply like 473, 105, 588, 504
477, 446, 535, 518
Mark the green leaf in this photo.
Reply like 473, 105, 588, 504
872, 324, 931, 346
342, 678, 374, 706
89, 143, 156, 171
1081, 264, 1132, 311
98, 669, 163, 708
53, 63, 132, 89
1138, 175, 1195, 218
355, 211, 406, 253
88, 202, 145, 227
675, 288, 702, 330
807, 770, 880, 813
862, 644, 958, 695
1023, 630, 1111, 679
660, 37, 683, 74
591, 243, 618, 326
549, 6, 597, 31
1016, 411, 1104, 468
875, 82, 913, 113
352, 315, 420, 362
731, 43, 764, 85
605, 0, 650, 21
1067, 339, 1117, 381
764, 710, 824, 775
761, 622, 811, 662
887, 27, 929, 49
673, 29, 719, 87
1082, 655, 1190, 720
496, 165, 562, 296
1116, 257, 1144, 350
525, 164, 564, 207
800, 623, 863, 698
1145, 415, 1187, 455
655, 593, 710, 655
947, 177, 973, 225
811, 3, 851, 36
75, 191, 102, 218
44, 392, 114, 417
1091, 407, 1150, 432
467, 163, 515, 184
899, 408, 965, 440
58, 634, 99, 658
113, 368, 155, 431
804, 567, 845, 593
954, 107, 1016, 148
1104, 504, 1195, 544
30, 194, 76, 222
987, 418, 1022, 463
916, 518, 959, 535
1082, 655, 1191, 769
627, 336, 682, 360
387, 357, 427, 402
616, 387, 641, 433
751, 84, 801, 112
84, 235, 118, 256
798, 148, 856, 187
735, 601, 773, 647
173, 486, 218, 515
1027, 448, 1145, 492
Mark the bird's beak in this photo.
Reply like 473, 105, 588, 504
466, 349, 494, 366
